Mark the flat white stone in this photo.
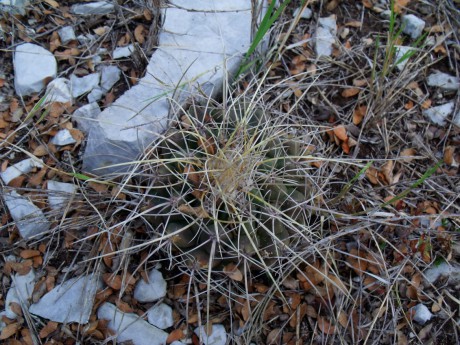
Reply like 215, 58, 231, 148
29, 274, 101, 323
51, 129, 77, 146
70, 73, 100, 98
0, 158, 43, 185
3, 191, 49, 239
113, 44, 135, 59
194, 324, 227, 345
14, 43, 57, 96
395, 46, 414, 70
147, 303, 174, 329
5, 269, 36, 319
71, 1, 114, 15
48, 180, 76, 210
100, 65, 121, 92
44, 78, 73, 104
134, 269, 167, 303
293, 7, 312, 19
422, 102, 454, 126
87, 87, 104, 102
423, 262, 460, 285
72, 102, 102, 134
82, 0, 257, 175
58, 26, 76, 45
315, 15, 337, 57
97, 303, 168, 345
427, 71, 460, 91
402, 14, 425, 39
411, 304, 433, 325
0, 0, 29, 15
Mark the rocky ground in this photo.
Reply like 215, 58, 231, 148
0, 0, 460, 345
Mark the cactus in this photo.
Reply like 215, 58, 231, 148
141, 97, 316, 271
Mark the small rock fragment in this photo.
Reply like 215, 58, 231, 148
87, 87, 104, 102
112, 44, 135, 59
48, 181, 76, 210
29, 274, 101, 323
0, 0, 29, 15
315, 15, 337, 57
72, 102, 101, 134
50, 129, 77, 146
58, 26, 76, 45
422, 102, 454, 126
5, 269, 36, 319
14, 43, 57, 96
293, 6, 312, 19
44, 78, 73, 104
3, 191, 49, 239
71, 1, 114, 15
402, 14, 425, 39
134, 269, 167, 303
427, 71, 460, 91
395, 46, 414, 70
98, 303, 168, 345
100, 65, 121, 92
147, 303, 174, 329
423, 262, 460, 285
411, 304, 433, 325
194, 324, 227, 345
0, 158, 43, 185
70, 73, 100, 98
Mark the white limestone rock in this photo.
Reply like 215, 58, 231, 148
0, 0, 29, 15
58, 26, 76, 45
423, 262, 460, 285
71, 1, 114, 15
70, 73, 100, 98
293, 6, 312, 19
48, 180, 76, 210
315, 15, 337, 57
134, 269, 167, 303
29, 274, 101, 323
14, 43, 57, 96
82, 0, 257, 175
87, 87, 104, 103
422, 102, 454, 126
50, 129, 77, 146
97, 303, 168, 345
113, 44, 135, 59
147, 303, 174, 329
0, 158, 43, 185
402, 14, 425, 39
3, 191, 49, 239
395, 46, 414, 70
411, 304, 433, 325
5, 269, 36, 319
44, 78, 73, 104
194, 324, 227, 345
72, 102, 101, 134
427, 71, 460, 91
100, 65, 121, 92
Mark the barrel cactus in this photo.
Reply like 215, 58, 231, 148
139, 96, 317, 272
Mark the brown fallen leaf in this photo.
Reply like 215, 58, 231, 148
333, 125, 348, 141
39, 321, 59, 339
0, 322, 20, 340
380, 161, 394, 185
365, 166, 380, 185
341, 87, 360, 98
317, 316, 336, 335
353, 105, 367, 125
394, 0, 411, 13
167, 329, 184, 344
20, 249, 41, 259
223, 263, 243, 281
400, 148, 416, 162
444, 146, 456, 166
134, 24, 146, 44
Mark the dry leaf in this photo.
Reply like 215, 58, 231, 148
326, 0, 340, 11
345, 20, 362, 28
421, 99, 432, 109
353, 105, 367, 125
341, 87, 360, 98
88, 181, 109, 194
223, 263, 243, 281
362, 0, 373, 8
381, 161, 394, 185
167, 329, 184, 344
178, 204, 210, 218
317, 316, 336, 335
39, 321, 59, 338
32, 144, 48, 156
44, 0, 59, 7
444, 146, 456, 166
333, 126, 348, 141
404, 100, 414, 110
394, 0, 411, 13
400, 148, 416, 162
266, 328, 282, 345
0, 322, 20, 340
365, 166, 380, 185
134, 24, 145, 44
20, 249, 41, 259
